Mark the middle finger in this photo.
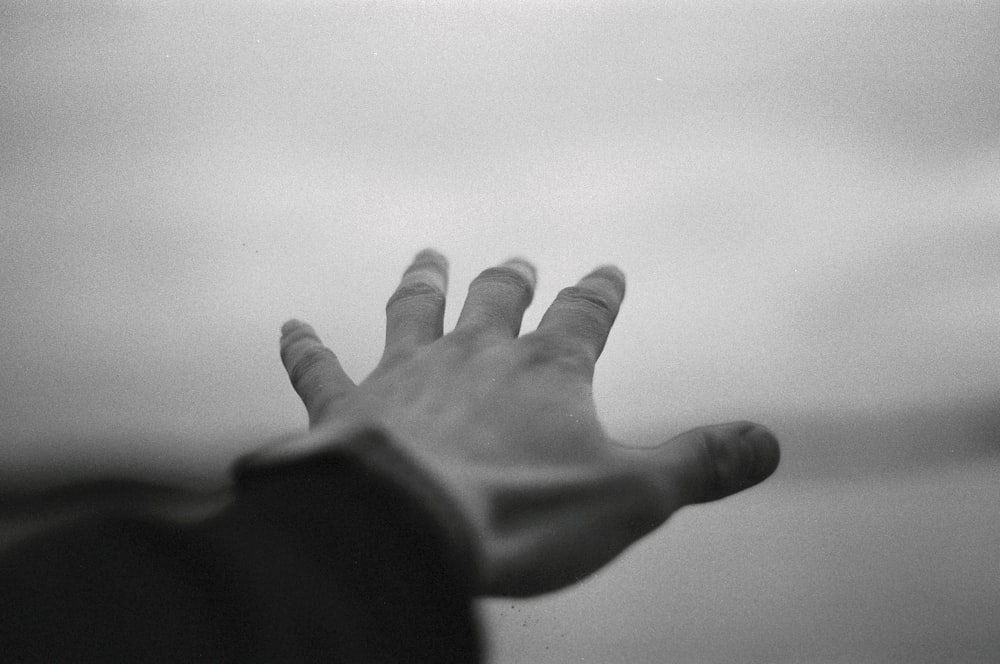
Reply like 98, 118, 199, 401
454, 257, 537, 339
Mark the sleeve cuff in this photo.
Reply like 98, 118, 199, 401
232, 425, 480, 589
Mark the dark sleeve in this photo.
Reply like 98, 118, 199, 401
0, 428, 483, 663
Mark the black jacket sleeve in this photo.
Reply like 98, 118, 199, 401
0, 428, 483, 663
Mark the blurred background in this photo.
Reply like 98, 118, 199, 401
2, 1, 998, 661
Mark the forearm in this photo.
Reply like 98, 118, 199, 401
0, 428, 482, 663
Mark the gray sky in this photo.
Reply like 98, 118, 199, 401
3, 2, 997, 454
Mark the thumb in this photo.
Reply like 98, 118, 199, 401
647, 421, 780, 509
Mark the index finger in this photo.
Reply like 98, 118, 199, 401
535, 265, 626, 365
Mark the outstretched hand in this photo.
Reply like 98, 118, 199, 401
274, 249, 779, 596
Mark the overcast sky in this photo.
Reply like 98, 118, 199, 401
2, 1, 998, 464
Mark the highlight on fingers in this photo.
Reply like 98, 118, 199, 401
581, 264, 626, 301
279, 318, 357, 426
279, 318, 321, 365
384, 248, 450, 354
693, 422, 780, 498
649, 421, 781, 511
398, 247, 449, 294
535, 263, 627, 365
498, 257, 537, 290
454, 256, 538, 338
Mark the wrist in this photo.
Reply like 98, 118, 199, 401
234, 424, 483, 592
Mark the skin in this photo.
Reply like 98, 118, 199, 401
275, 248, 780, 597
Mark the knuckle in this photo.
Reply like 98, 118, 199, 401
555, 286, 615, 321
518, 332, 593, 371
691, 427, 750, 500
517, 332, 561, 362
692, 430, 725, 499
376, 344, 417, 371
622, 468, 670, 535
631, 466, 671, 524
386, 282, 446, 312
287, 344, 337, 386
471, 266, 534, 295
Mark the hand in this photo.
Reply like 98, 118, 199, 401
275, 249, 779, 596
